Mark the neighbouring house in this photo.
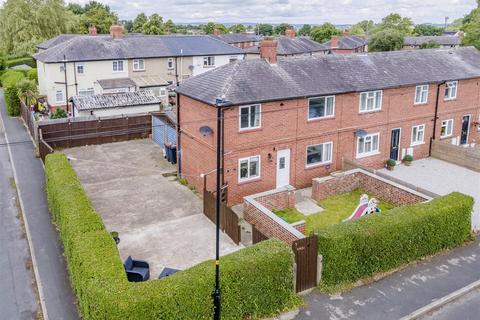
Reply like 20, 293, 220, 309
210, 32, 262, 49
34, 25, 245, 112
403, 35, 461, 49
245, 28, 328, 58
322, 34, 369, 54
70, 90, 161, 117
174, 46, 480, 204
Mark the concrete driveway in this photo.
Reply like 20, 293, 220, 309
65, 140, 240, 277
379, 158, 480, 231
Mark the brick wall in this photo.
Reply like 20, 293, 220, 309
312, 169, 429, 206
243, 186, 305, 245
431, 140, 480, 172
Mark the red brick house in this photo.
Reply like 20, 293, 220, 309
175, 44, 480, 204
323, 34, 368, 54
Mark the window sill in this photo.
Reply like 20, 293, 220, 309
239, 127, 262, 133
305, 161, 333, 170
356, 151, 380, 159
203, 65, 215, 68
238, 177, 261, 185
414, 102, 428, 106
410, 142, 425, 147
307, 116, 335, 122
133, 69, 145, 72
444, 98, 457, 102
440, 135, 452, 140
359, 109, 382, 115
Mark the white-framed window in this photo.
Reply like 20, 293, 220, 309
133, 59, 145, 71
411, 124, 425, 146
76, 63, 85, 75
359, 90, 382, 112
112, 60, 124, 72
308, 96, 335, 120
55, 90, 64, 103
357, 133, 380, 158
414, 84, 429, 104
238, 155, 260, 181
444, 81, 458, 100
160, 87, 167, 97
203, 56, 215, 67
440, 119, 453, 138
239, 104, 261, 130
229, 56, 238, 63
78, 88, 94, 96
306, 142, 333, 167
167, 58, 174, 70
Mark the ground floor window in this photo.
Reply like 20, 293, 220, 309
238, 155, 260, 181
357, 133, 379, 157
440, 119, 453, 138
411, 124, 425, 145
55, 90, 64, 103
306, 142, 333, 167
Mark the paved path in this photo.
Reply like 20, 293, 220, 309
0, 89, 78, 319
0, 100, 38, 319
421, 288, 480, 320
296, 239, 480, 320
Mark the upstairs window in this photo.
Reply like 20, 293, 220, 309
308, 96, 335, 120
415, 85, 429, 104
76, 63, 85, 75
238, 155, 260, 181
79, 88, 94, 96
133, 59, 145, 71
357, 133, 379, 158
440, 119, 453, 138
167, 58, 174, 70
306, 142, 333, 167
444, 81, 457, 100
239, 104, 261, 130
360, 90, 382, 112
203, 56, 215, 67
411, 124, 425, 146
112, 60, 124, 72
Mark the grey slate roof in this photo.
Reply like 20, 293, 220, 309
210, 33, 261, 44
34, 35, 245, 63
97, 78, 137, 90
71, 91, 161, 111
36, 34, 79, 50
323, 35, 368, 50
245, 36, 328, 55
175, 47, 480, 106
404, 36, 461, 46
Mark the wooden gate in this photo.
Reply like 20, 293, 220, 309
292, 235, 318, 292
252, 225, 269, 244
203, 189, 241, 245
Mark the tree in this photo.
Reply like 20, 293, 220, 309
79, 1, 118, 34
368, 29, 404, 51
132, 13, 148, 33
298, 24, 312, 36
419, 41, 441, 49
0, 53, 6, 71
50, 108, 68, 119
462, 2, 480, 49
142, 14, 165, 35
229, 24, 246, 33
257, 24, 274, 36
202, 22, 227, 34
164, 19, 176, 34
446, 18, 463, 31
274, 23, 291, 35
67, 2, 84, 15
350, 20, 376, 36
16, 78, 37, 105
122, 20, 133, 33
378, 13, 413, 35
413, 24, 444, 36
310, 23, 341, 43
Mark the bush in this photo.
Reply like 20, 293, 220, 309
45, 153, 300, 319
27, 68, 38, 82
50, 108, 68, 119
0, 69, 24, 87
386, 159, 396, 167
1, 70, 27, 116
403, 154, 413, 162
6, 56, 36, 68
317, 193, 473, 289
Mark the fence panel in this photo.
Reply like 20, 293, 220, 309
292, 235, 318, 292
252, 225, 269, 244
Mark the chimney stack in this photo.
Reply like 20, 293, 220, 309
331, 35, 339, 49
285, 28, 296, 39
342, 30, 350, 36
88, 25, 97, 36
260, 36, 277, 64
110, 25, 124, 40
213, 28, 221, 36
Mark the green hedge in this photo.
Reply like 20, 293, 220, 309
45, 153, 300, 319
6, 56, 36, 68
318, 193, 474, 288
1, 70, 26, 116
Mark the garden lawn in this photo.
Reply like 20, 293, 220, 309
274, 189, 395, 233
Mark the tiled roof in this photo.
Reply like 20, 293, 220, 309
323, 35, 368, 50
36, 34, 79, 50
245, 36, 328, 55
71, 91, 161, 111
210, 33, 261, 44
175, 47, 480, 106
34, 34, 245, 63
404, 36, 461, 46
97, 78, 137, 90
133, 75, 169, 88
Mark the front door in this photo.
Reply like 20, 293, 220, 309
390, 128, 401, 160
276, 149, 291, 188
460, 115, 470, 145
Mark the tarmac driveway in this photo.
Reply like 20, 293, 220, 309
65, 139, 240, 277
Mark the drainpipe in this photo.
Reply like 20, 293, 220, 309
63, 55, 69, 114
73, 62, 78, 96
429, 81, 446, 156
176, 92, 181, 177
175, 57, 179, 86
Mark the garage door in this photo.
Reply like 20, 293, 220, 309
152, 116, 176, 149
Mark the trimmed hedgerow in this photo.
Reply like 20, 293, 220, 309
1, 70, 26, 116
6, 56, 36, 68
317, 193, 474, 289
45, 153, 300, 319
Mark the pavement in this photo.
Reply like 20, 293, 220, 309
295, 238, 480, 320
65, 140, 241, 277
0, 89, 78, 319
420, 287, 480, 320
0, 99, 38, 318
379, 158, 480, 231
294, 187, 323, 215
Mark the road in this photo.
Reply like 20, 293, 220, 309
0, 89, 78, 319
421, 288, 480, 320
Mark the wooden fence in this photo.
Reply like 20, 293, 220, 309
252, 225, 269, 244
431, 140, 480, 172
203, 189, 241, 245
20, 101, 35, 139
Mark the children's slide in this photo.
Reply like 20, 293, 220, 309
343, 203, 368, 222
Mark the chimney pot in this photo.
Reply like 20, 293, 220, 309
285, 28, 296, 39
213, 28, 221, 36
331, 35, 339, 49
110, 25, 124, 40
260, 36, 278, 64
88, 25, 97, 36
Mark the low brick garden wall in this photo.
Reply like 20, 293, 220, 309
244, 186, 305, 245
312, 169, 430, 206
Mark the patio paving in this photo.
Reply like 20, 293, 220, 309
379, 157, 480, 231
65, 139, 241, 278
